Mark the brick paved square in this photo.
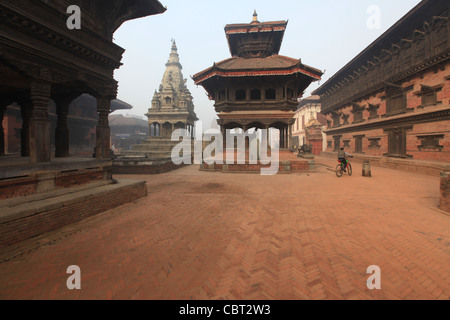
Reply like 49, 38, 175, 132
0, 156, 449, 300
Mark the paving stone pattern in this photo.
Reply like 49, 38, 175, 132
0, 156, 449, 300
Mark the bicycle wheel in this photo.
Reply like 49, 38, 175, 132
347, 163, 353, 176
336, 164, 343, 177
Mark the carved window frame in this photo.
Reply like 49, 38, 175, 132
265, 88, 276, 100
383, 126, 413, 158
236, 89, 246, 101
351, 103, 365, 124
383, 84, 413, 117
368, 104, 380, 120
414, 84, 443, 108
332, 112, 341, 128
417, 134, 444, 151
250, 88, 261, 101
353, 135, 365, 153
368, 138, 381, 150
333, 135, 342, 152
343, 140, 351, 148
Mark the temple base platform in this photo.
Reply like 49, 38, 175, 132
0, 155, 147, 248
200, 150, 315, 174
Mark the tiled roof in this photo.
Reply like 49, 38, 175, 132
109, 114, 147, 127
216, 55, 300, 70
193, 56, 322, 84
225, 20, 287, 29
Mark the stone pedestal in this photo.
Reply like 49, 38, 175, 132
362, 160, 372, 177
440, 171, 450, 212
305, 122, 323, 156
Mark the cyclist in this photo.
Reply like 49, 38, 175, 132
338, 147, 353, 172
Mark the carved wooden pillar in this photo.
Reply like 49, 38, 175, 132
284, 126, 289, 149
243, 124, 249, 150
0, 105, 5, 156
221, 126, 226, 150
29, 82, 52, 163
55, 102, 70, 157
261, 125, 269, 149
288, 122, 293, 150
95, 97, 111, 159
279, 127, 283, 148
20, 103, 32, 157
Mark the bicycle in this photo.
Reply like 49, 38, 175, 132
336, 156, 353, 177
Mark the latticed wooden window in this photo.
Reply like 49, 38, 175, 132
354, 136, 364, 153
386, 87, 405, 115
332, 114, 340, 127
414, 37, 425, 63
422, 90, 436, 106
333, 136, 342, 151
353, 110, 363, 122
265, 88, 276, 100
250, 89, 261, 100
417, 135, 444, 151
368, 104, 380, 119
236, 89, 246, 101
386, 128, 408, 157
287, 88, 295, 99
368, 138, 381, 149
434, 22, 448, 53
218, 90, 226, 101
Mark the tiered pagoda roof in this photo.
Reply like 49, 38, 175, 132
193, 12, 322, 97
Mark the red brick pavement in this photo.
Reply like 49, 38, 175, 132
0, 156, 449, 300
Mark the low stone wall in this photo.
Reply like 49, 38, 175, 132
112, 158, 189, 174
440, 171, 450, 213
199, 159, 314, 174
320, 151, 450, 177
0, 179, 147, 247
0, 164, 112, 200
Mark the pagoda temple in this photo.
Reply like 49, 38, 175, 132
193, 11, 323, 150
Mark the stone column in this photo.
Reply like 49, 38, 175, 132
95, 97, 111, 159
55, 102, 70, 157
150, 123, 154, 137
29, 82, 52, 163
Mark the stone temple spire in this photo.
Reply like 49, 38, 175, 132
166, 39, 181, 68
160, 39, 184, 92
151, 39, 197, 119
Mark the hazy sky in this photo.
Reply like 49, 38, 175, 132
112, 0, 422, 130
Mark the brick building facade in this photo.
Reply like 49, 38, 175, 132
292, 95, 326, 151
313, 0, 450, 163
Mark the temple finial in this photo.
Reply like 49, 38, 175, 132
252, 10, 259, 24
171, 38, 177, 51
